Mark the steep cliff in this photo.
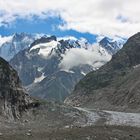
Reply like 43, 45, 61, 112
0, 57, 34, 120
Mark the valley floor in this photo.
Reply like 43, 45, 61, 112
1, 107, 140, 140
0, 125, 140, 140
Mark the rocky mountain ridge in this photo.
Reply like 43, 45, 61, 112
65, 32, 140, 112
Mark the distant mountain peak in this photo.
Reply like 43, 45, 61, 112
0, 33, 35, 61
99, 36, 126, 55
30, 35, 57, 48
100, 37, 111, 43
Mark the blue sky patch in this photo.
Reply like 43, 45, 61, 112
0, 16, 97, 43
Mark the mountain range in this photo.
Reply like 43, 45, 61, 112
2, 33, 125, 102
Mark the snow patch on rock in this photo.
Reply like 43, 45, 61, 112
34, 73, 45, 83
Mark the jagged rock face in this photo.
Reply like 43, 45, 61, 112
0, 57, 32, 120
65, 33, 140, 112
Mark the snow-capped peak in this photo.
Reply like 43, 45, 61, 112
0, 33, 35, 61
99, 36, 126, 55
30, 40, 60, 58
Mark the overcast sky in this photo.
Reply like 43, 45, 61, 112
0, 0, 140, 39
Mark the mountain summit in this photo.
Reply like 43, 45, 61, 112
99, 37, 125, 55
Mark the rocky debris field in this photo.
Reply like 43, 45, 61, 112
0, 105, 140, 140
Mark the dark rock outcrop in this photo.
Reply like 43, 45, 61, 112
0, 57, 34, 120
0, 33, 35, 61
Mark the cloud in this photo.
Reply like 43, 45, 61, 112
0, 0, 140, 37
59, 44, 111, 70
0, 35, 13, 46
57, 36, 78, 41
